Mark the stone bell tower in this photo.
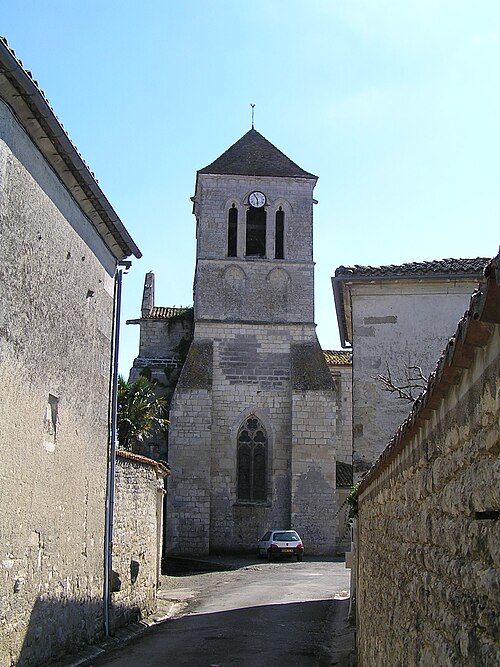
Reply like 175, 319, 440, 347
167, 129, 337, 555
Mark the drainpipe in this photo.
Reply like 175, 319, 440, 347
104, 265, 125, 636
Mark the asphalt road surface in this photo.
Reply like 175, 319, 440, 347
89, 557, 351, 667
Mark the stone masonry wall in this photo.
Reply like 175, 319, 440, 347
0, 98, 115, 666
194, 173, 316, 325
357, 324, 499, 666
168, 321, 338, 554
291, 390, 336, 554
111, 453, 166, 629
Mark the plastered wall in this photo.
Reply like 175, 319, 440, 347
350, 280, 481, 475
0, 99, 115, 666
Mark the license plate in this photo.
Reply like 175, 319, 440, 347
282, 549, 293, 553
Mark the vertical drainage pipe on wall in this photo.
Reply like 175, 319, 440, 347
104, 267, 123, 636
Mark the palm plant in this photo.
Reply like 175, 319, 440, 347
117, 375, 169, 451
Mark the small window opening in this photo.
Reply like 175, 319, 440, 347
227, 204, 238, 257
246, 207, 266, 257
45, 394, 59, 438
275, 207, 284, 259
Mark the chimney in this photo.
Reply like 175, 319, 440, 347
141, 272, 155, 318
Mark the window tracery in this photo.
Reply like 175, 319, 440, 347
237, 415, 267, 501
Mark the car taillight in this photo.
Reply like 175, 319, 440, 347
271, 543, 279, 549
297, 543, 303, 549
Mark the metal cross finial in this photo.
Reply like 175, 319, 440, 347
251, 103, 255, 129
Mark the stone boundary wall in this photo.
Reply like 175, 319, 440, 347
111, 451, 168, 629
357, 259, 499, 667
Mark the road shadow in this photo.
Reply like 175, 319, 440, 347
88, 598, 351, 666
164, 553, 346, 575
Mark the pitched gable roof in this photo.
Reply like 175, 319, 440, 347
332, 257, 488, 348
198, 128, 317, 179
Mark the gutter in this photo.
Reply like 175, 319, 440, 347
104, 266, 124, 636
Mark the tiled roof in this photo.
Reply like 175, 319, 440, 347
126, 306, 193, 326
359, 251, 500, 495
323, 350, 352, 365
332, 257, 489, 348
336, 461, 353, 488
0, 37, 140, 260
147, 307, 192, 320
335, 257, 488, 279
198, 129, 317, 179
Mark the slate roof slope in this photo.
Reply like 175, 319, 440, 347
359, 250, 500, 494
0, 36, 140, 261
335, 257, 488, 279
198, 128, 317, 179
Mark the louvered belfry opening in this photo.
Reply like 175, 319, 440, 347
275, 207, 284, 259
227, 204, 238, 257
245, 207, 266, 257
237, 415, 267, 501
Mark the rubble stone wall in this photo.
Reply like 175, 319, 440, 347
111, 453, 165, 629
357, 328, 500, 667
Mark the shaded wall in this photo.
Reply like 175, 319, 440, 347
111, 452, 168, 629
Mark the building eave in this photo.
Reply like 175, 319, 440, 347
0, 38, 141, 261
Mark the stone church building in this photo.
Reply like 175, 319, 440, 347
130, 129, 339, 555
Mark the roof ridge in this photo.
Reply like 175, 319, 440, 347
335, 257, 489, 278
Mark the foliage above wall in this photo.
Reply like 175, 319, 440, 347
117, 375, 169, 452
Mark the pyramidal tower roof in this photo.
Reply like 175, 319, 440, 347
198, 129, 317, 179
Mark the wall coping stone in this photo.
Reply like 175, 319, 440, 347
117, 449, 170, 478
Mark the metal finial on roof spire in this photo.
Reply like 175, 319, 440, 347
251, 103, 255, 129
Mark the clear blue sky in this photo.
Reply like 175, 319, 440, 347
3, 1, 499, 374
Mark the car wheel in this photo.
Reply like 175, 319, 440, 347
297, 555, 303, 562
267, 550, 273, 562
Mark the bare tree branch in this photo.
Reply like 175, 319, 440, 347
375, 362, 428, 402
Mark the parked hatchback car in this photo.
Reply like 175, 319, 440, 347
257, 530, 304, 561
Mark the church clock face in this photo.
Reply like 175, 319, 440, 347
249, 191, 266, 208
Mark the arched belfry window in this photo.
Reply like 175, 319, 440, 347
227, 204, 238, 257
275, 207, 284, 259
237, 415, 267, 501
246, 207, 266, 258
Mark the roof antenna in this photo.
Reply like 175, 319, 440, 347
251, 103, 255, 129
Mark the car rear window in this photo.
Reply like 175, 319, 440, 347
273, 531, 299, 541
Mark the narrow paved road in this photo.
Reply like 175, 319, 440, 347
90, 557, 351, 667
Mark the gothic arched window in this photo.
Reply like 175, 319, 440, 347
275, 207, 284, 259
237, 415, 267, 501
227, 204, 238, 257
246, 207, 266, 257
